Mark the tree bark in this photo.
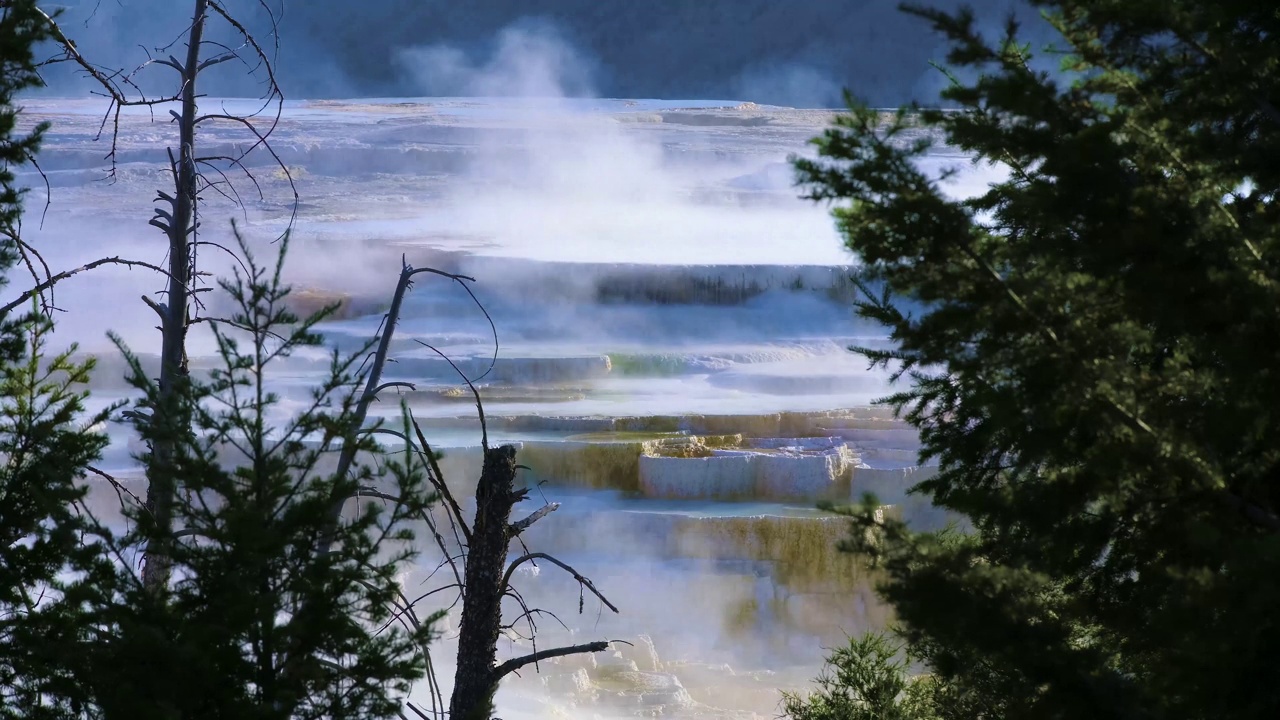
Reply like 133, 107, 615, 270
449, 444, 523, 720
142, 0, 207, 592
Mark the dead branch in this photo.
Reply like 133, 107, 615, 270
294, 250, 605, 719
12, 236, 54, 315
411, 407, 473, 548
84, 465, 147, 515
414, 340, 488, 450
323, 261, 480, 557
0, 257, 197, 316
509, 503, 559, 537
404, 702, 432, 720
490, 642, 610, 683
36, 7, 185, 178
501, 552, 619, 614
351, 482, 466, 606
366, 381, 417, 402
33, 1, 300, 592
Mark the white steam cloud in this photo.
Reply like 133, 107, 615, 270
395, 20, 597, 99
8, 22, 934, 719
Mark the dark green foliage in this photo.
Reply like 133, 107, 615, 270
0, 316, 115, 720
97, 228, 439, 719
782, 632, 939, 720
4, 3, 438, 716
0, 3, 115, 718
0, 0, 49, 314
796, 1, 1280, 718
0, 0, 46, 278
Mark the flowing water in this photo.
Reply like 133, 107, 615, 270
16, 97, 991, 719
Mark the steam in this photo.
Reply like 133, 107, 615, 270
376, 22, 844, 274
34, 1, 1058, 108
9, 17, 1002, 719
395, 20, 597, 99
731, 63, 843, 109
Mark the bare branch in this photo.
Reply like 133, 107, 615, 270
27, 153, 52, 230
404, 702, 432, 720
364, 427, 409, 443
351, 485, 467, 595
509, 503, 559, 537
12, 237, 54, 315
365, 381, 417, 403
1, 257, 184, 316
193, 240, 250, 276
490, 641, 610, 682
312, 254, 487, 561
411, 413, 472, 546
197, 52, 238, 73
415, 339, 488, 450
141, 295, 167, 324
84, 465, 147, 515
501, 552, 619, 614
155, 57, 186, 76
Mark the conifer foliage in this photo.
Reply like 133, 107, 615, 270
1, 4, 439, 714
795, 1, 1280, 718
0, 2, 114, 716
94, 228, 439, 719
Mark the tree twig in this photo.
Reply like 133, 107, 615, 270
501, 552, 619, 614
411, 413, 473, 547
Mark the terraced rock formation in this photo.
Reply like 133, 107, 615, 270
28, 98, 980, 719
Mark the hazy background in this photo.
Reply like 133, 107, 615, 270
39, 0, 1052, 107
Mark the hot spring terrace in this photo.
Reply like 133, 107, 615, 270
25, 96, 973, 718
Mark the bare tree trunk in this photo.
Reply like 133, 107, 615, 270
142, 0, 208, 592
449, 444, 522, 720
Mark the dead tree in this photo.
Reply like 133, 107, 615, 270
445, 444, 617, 720
450, 445, 524, 719
339, 260, 619, 720
33, 4, 615, 710
36, 1, 296, 590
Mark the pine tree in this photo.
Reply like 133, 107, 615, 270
4, 3, 438, 716
90, 227, 439, 719
782, 633, 940, 720
0, 2, 116, 717
796, 1, 1280, 718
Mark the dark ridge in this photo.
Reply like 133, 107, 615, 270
39, 0, 1050, 107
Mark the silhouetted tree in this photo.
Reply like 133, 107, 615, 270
782, 633, 939, 720
797, 1, 1280, 718
0, 2, 116, 717
4, 9, 444, 708
83, 227, 439, 719
6, 4, 619, 717
36, 0, 297, 590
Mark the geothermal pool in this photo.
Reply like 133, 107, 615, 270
14, 97, 971, 719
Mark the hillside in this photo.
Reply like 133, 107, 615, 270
42, 0, 1045, 106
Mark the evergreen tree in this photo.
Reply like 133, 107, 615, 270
782, 633, 939, 720
90, 228, 440, 719
0, 2, 115, 717
796, 1, 1280, 718
3, 3, 438, 716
